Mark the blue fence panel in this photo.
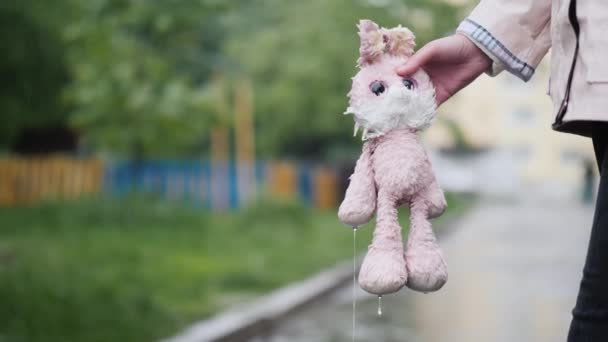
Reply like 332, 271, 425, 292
229, 160, 238, 210
298, 163, 313, 207
201, 161, 211, 209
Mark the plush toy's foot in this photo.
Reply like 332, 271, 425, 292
405, 243, 447, 293
358, 242, 407, 295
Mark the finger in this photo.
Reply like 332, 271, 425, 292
396, 42, 439, 76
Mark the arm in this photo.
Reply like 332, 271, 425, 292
457, 0, 552, 81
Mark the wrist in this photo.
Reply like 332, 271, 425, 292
455, 33, 493, 73
455, 31, 504, 77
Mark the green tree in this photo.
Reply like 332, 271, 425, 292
63, 0, 238, 158
0, 0, 238, 156
0, 1, 70, 149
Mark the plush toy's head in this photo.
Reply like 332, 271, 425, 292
345, 20, 436, 140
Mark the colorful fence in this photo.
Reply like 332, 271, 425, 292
0, 158, 339, 210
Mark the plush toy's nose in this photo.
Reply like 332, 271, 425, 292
387, 86, 411, 104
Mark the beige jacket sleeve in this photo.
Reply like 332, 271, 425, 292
456, 0, 552, 81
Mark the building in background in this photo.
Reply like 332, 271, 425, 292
423, 58, 594, 198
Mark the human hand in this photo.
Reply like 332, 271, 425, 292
396, 34, 492, 105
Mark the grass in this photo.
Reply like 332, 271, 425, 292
0, 193, 472, 342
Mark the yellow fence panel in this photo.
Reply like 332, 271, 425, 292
0, 157, 103, 206
268, 161, 297, 199
313, 166, 338, 210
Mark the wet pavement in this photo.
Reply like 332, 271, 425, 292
258, 196, 594, 342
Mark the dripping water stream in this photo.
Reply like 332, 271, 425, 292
352, 227, 357, 342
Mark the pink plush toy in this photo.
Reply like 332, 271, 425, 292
338, 19, 448, 296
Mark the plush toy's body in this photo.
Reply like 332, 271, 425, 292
338, 20, 447, 296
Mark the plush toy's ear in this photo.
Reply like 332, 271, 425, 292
357, 19, 384, 66
357, 20, 416, 66
384, 25, 416, 57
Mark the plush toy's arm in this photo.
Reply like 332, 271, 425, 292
338, 142, 377, 227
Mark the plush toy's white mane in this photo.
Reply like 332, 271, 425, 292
345, 84, 436, 140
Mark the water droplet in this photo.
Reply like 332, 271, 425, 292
377, 296, 383, 317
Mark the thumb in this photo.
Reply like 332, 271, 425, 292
396, 43, 439, 76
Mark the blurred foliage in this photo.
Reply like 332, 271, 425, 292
0, 0, 239, 157
0, 1, 69, 147
0, 0, 466, 158
62, 0, 239, 157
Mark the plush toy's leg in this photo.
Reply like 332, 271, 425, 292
404, 198, 447, 292
358, 190, 407, 295
338, 142, 377, 227
424, 179, 447, 219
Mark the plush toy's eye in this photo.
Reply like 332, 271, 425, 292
403, 78, 416, 90
370, 81, 386, 96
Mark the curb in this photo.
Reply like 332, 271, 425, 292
163, 259, 356, 342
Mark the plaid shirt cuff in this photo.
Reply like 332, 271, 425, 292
457, 18, 535, 81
